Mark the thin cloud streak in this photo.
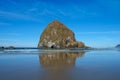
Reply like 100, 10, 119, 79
0, 39, 19, 42
76, 31, 120, 34
0, 22, 11, 26
7, 0, 18, 6
0, 33, 22, 36
0, 10, 40, 22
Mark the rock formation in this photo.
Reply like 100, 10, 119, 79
0, 46, 4, 49
0, 46, 15, 50
38, 20, 88, 49
116, 44, 120, 48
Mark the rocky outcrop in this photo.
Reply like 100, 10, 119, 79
116, 44, 120, 48
0, 46, 4, 49
0, 46, 15, 50
38, 20, 88, 49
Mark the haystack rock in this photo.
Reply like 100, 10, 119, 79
38, 20, 88, 49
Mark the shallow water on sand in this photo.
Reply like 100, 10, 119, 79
0, 49, 120, 80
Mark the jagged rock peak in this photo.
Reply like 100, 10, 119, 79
52, 20, 61, 23
47, 20, 70, 30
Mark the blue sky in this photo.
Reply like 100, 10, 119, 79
0, 0, 120, 48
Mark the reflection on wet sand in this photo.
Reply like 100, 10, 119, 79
39, 52, 85, 67
39, 52, 85, 80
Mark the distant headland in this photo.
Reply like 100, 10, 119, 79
116, 44, 120, 48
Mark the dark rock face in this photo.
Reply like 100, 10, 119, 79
0, 46, 4, 49
38, 20, 87, 48
0, 46, 15, 50
116, 44, 120, 48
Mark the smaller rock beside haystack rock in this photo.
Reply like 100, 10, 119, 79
0, 46, 4, 49
38, 20, 88, 49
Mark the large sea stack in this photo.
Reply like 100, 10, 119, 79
38, 20, 88, 49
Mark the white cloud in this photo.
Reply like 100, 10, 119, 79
27, 8, 38, 12
57, 9, 68, 16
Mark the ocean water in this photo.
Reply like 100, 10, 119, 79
0, 49, 120, 80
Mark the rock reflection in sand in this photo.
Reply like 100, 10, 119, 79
39, 52, 85, 67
